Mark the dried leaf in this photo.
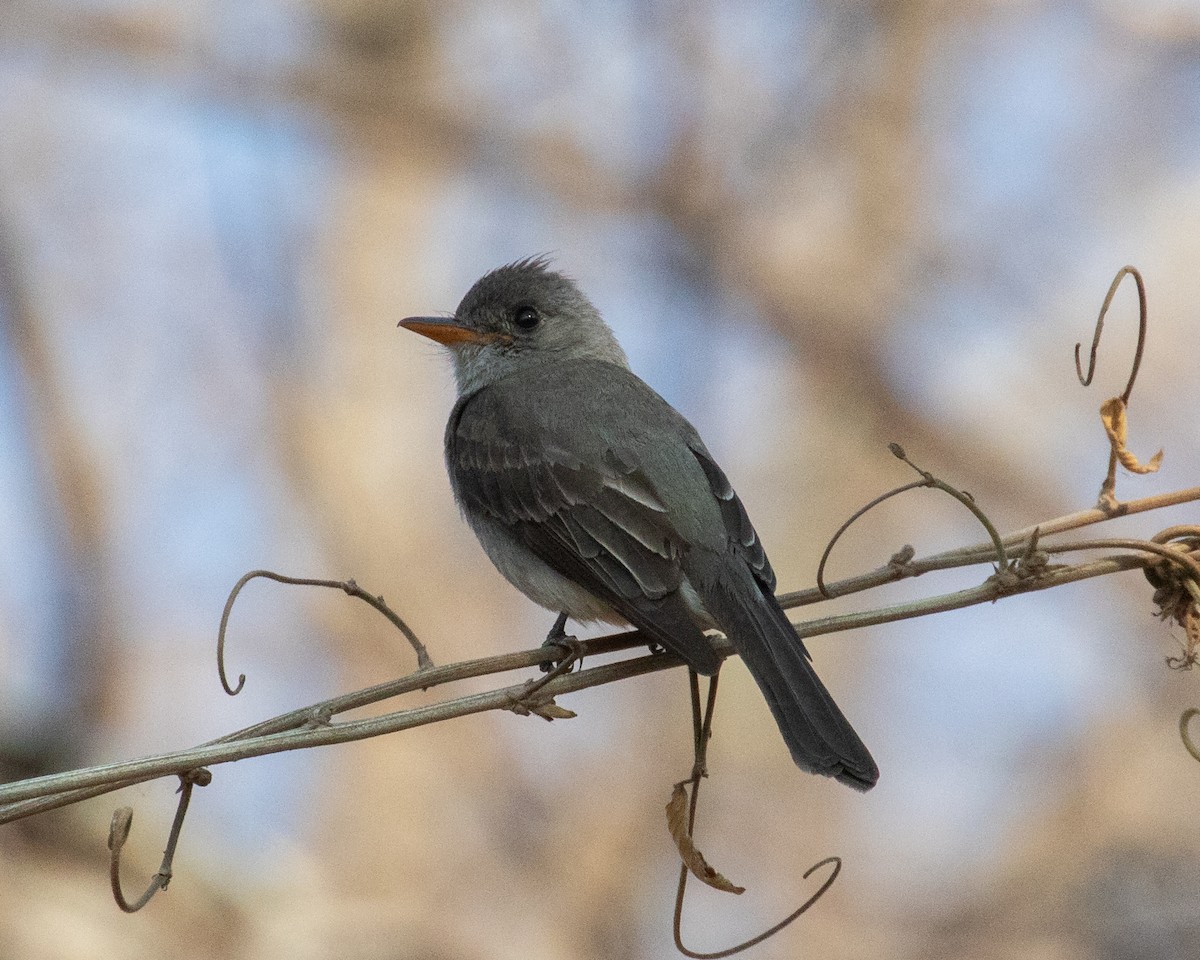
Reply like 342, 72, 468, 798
529, 700, 577, 720
665, 782, 745, 895
1100, 397, 1163, 475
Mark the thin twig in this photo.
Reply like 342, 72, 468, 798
996, 487, 1200, 547
889, 443, 1010, 572
779, 486, 1200, 611
815, 443, 1015, 600
816, 478, 929, 597
1037, 537, 1200, 588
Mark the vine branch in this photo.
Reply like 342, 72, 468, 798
1, 494, 1196, 822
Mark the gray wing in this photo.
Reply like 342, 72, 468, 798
447, 370, 723, 674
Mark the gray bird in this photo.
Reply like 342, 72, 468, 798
399, 257, 878, 790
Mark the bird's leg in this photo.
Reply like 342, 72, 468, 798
540, 611, 584, 673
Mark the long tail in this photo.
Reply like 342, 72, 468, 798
703, 565, 879, 791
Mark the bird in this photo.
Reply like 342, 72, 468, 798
399, 257, 878, 790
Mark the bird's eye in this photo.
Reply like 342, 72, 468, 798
513, 305, 540, 330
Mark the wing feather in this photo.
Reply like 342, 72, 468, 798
688, 443, 775, 591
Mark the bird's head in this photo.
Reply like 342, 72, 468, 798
399, 257, 628, 394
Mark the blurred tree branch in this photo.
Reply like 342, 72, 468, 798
0, 213, 118, 778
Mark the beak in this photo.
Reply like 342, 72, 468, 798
398, 316, 498, 347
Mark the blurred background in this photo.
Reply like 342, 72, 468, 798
1, 0, 1199, 957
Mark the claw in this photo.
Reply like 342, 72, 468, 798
540, 612, 583, 673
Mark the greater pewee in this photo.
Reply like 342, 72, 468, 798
400, 258, 878, 790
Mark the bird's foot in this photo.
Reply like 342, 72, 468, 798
541, 611, 584, 673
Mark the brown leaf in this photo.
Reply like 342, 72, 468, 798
1100, 397, 1163, 475
529, 700, 577, 721
665, 782, 745, 895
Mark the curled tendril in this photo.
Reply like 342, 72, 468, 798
1075, 265, 1147, 403
108, 768, 211, 913
670, 670, 842, 957
1075, 266, 1158, 512
674, 855, 842, 959
217, 569, 432, 696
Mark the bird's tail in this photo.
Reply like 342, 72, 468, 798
705, 567, 879, 791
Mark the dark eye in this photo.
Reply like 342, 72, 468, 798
513, 305, 540, 330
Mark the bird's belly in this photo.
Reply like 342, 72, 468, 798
466, 512, 625, 624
